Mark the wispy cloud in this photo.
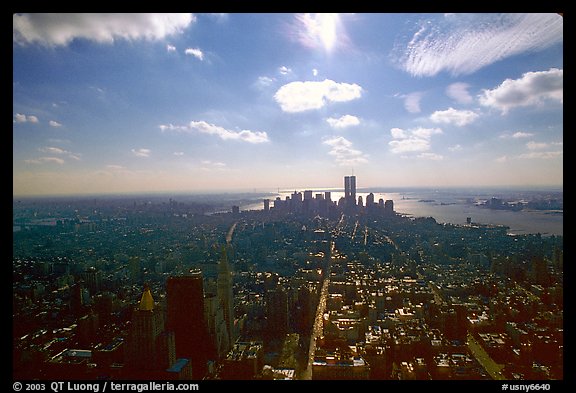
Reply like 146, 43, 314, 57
389, 127, 443, 154
14, 13, 195, 46
323, 136, 368, 166
106, 164, 126, 170
526, 141, 549, 150
14, 113, 38, 123
166, 44, 176, 52
274, 79, 362, 113
131, 148, 151, 157
395, 13, 562, 77
38, 146, 81, 161
49, 120, 62, 127
518, 151, 563, 159
185, 47, 204, 60
401, 92, 424, 113
24, 157, 65, 165
255, 76, 276, 90
160, 121, 269, 144
200, 160, 227, 171
446, 82, 473, 104
417, 152, 444, 161
430, 107, 479, 126
479, 68, 563, 114
326, 115, 360, 129
278, 65, 292, 75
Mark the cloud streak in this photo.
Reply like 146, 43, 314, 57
274, 79, 362, 113
396, 13, 562, 77
185, 47, 204, 60
132, 148, 151, 157
13, 13, 195, 46
160, 121, 269, 144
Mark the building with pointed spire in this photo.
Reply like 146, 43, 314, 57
126, 284, 175, 375
218, 246, 235, 353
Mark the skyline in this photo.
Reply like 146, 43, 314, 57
13, 13, 563, 197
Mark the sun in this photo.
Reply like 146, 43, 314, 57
297, 13, 343, 53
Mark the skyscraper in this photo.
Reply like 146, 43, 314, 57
344, 175, 357, 209
166, 271, 214, 379
126, 285, 175, 374
218, 246, 235, 353
344, 176, 351, 199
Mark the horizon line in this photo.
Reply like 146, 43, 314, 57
13, 183, 563, 199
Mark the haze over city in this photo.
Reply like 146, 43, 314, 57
13, 13, 563, 196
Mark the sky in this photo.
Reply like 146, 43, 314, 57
13, 13, 563, 196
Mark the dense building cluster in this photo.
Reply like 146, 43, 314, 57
13, 177, 563, 381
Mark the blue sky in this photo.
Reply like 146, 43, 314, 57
13, 13, 563, 196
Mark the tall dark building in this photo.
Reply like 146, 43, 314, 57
344, 175, 357, 209
166, 271, 214, 379
218, 246, 235, 353
266, 287, 289, 337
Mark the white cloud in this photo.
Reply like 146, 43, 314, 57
159, 123, 189, 132
512, 131, 533, 139
38, 146, 81, 161
396, 13, 562, 77
402, 92, 424, 113
14, 13, 195, 46
412, 127, 443, 139
526, 141, 550, 150
49, 120, 62, 127
323, 136, 368, 166
279, 66, 292, 75
161, 121, 269, 144
326, 115, 360, 129
106, 164, 125, 170
274, 79, 362, 113
389, 138, 430, 154
132, 148, 151, 157
446, 82, 473, 104
448, 144, 463, 152
14, 113, 39, 123
255, 76, 276, 89
389, 126, 442, 154
190, 121, 269, 143
312, 68, 319, 77
479, 68, 563, 114
173, 152, 184, 156
518, 151, 563, 159
39, 146, 66, 155
24, 157, 65, 165
167, 44, 176, 52
185, 47, 204, 60
430, 107, 479, 126
417, 152, 444, 160
201, 160, 227, 171
390, 127, 407, 139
